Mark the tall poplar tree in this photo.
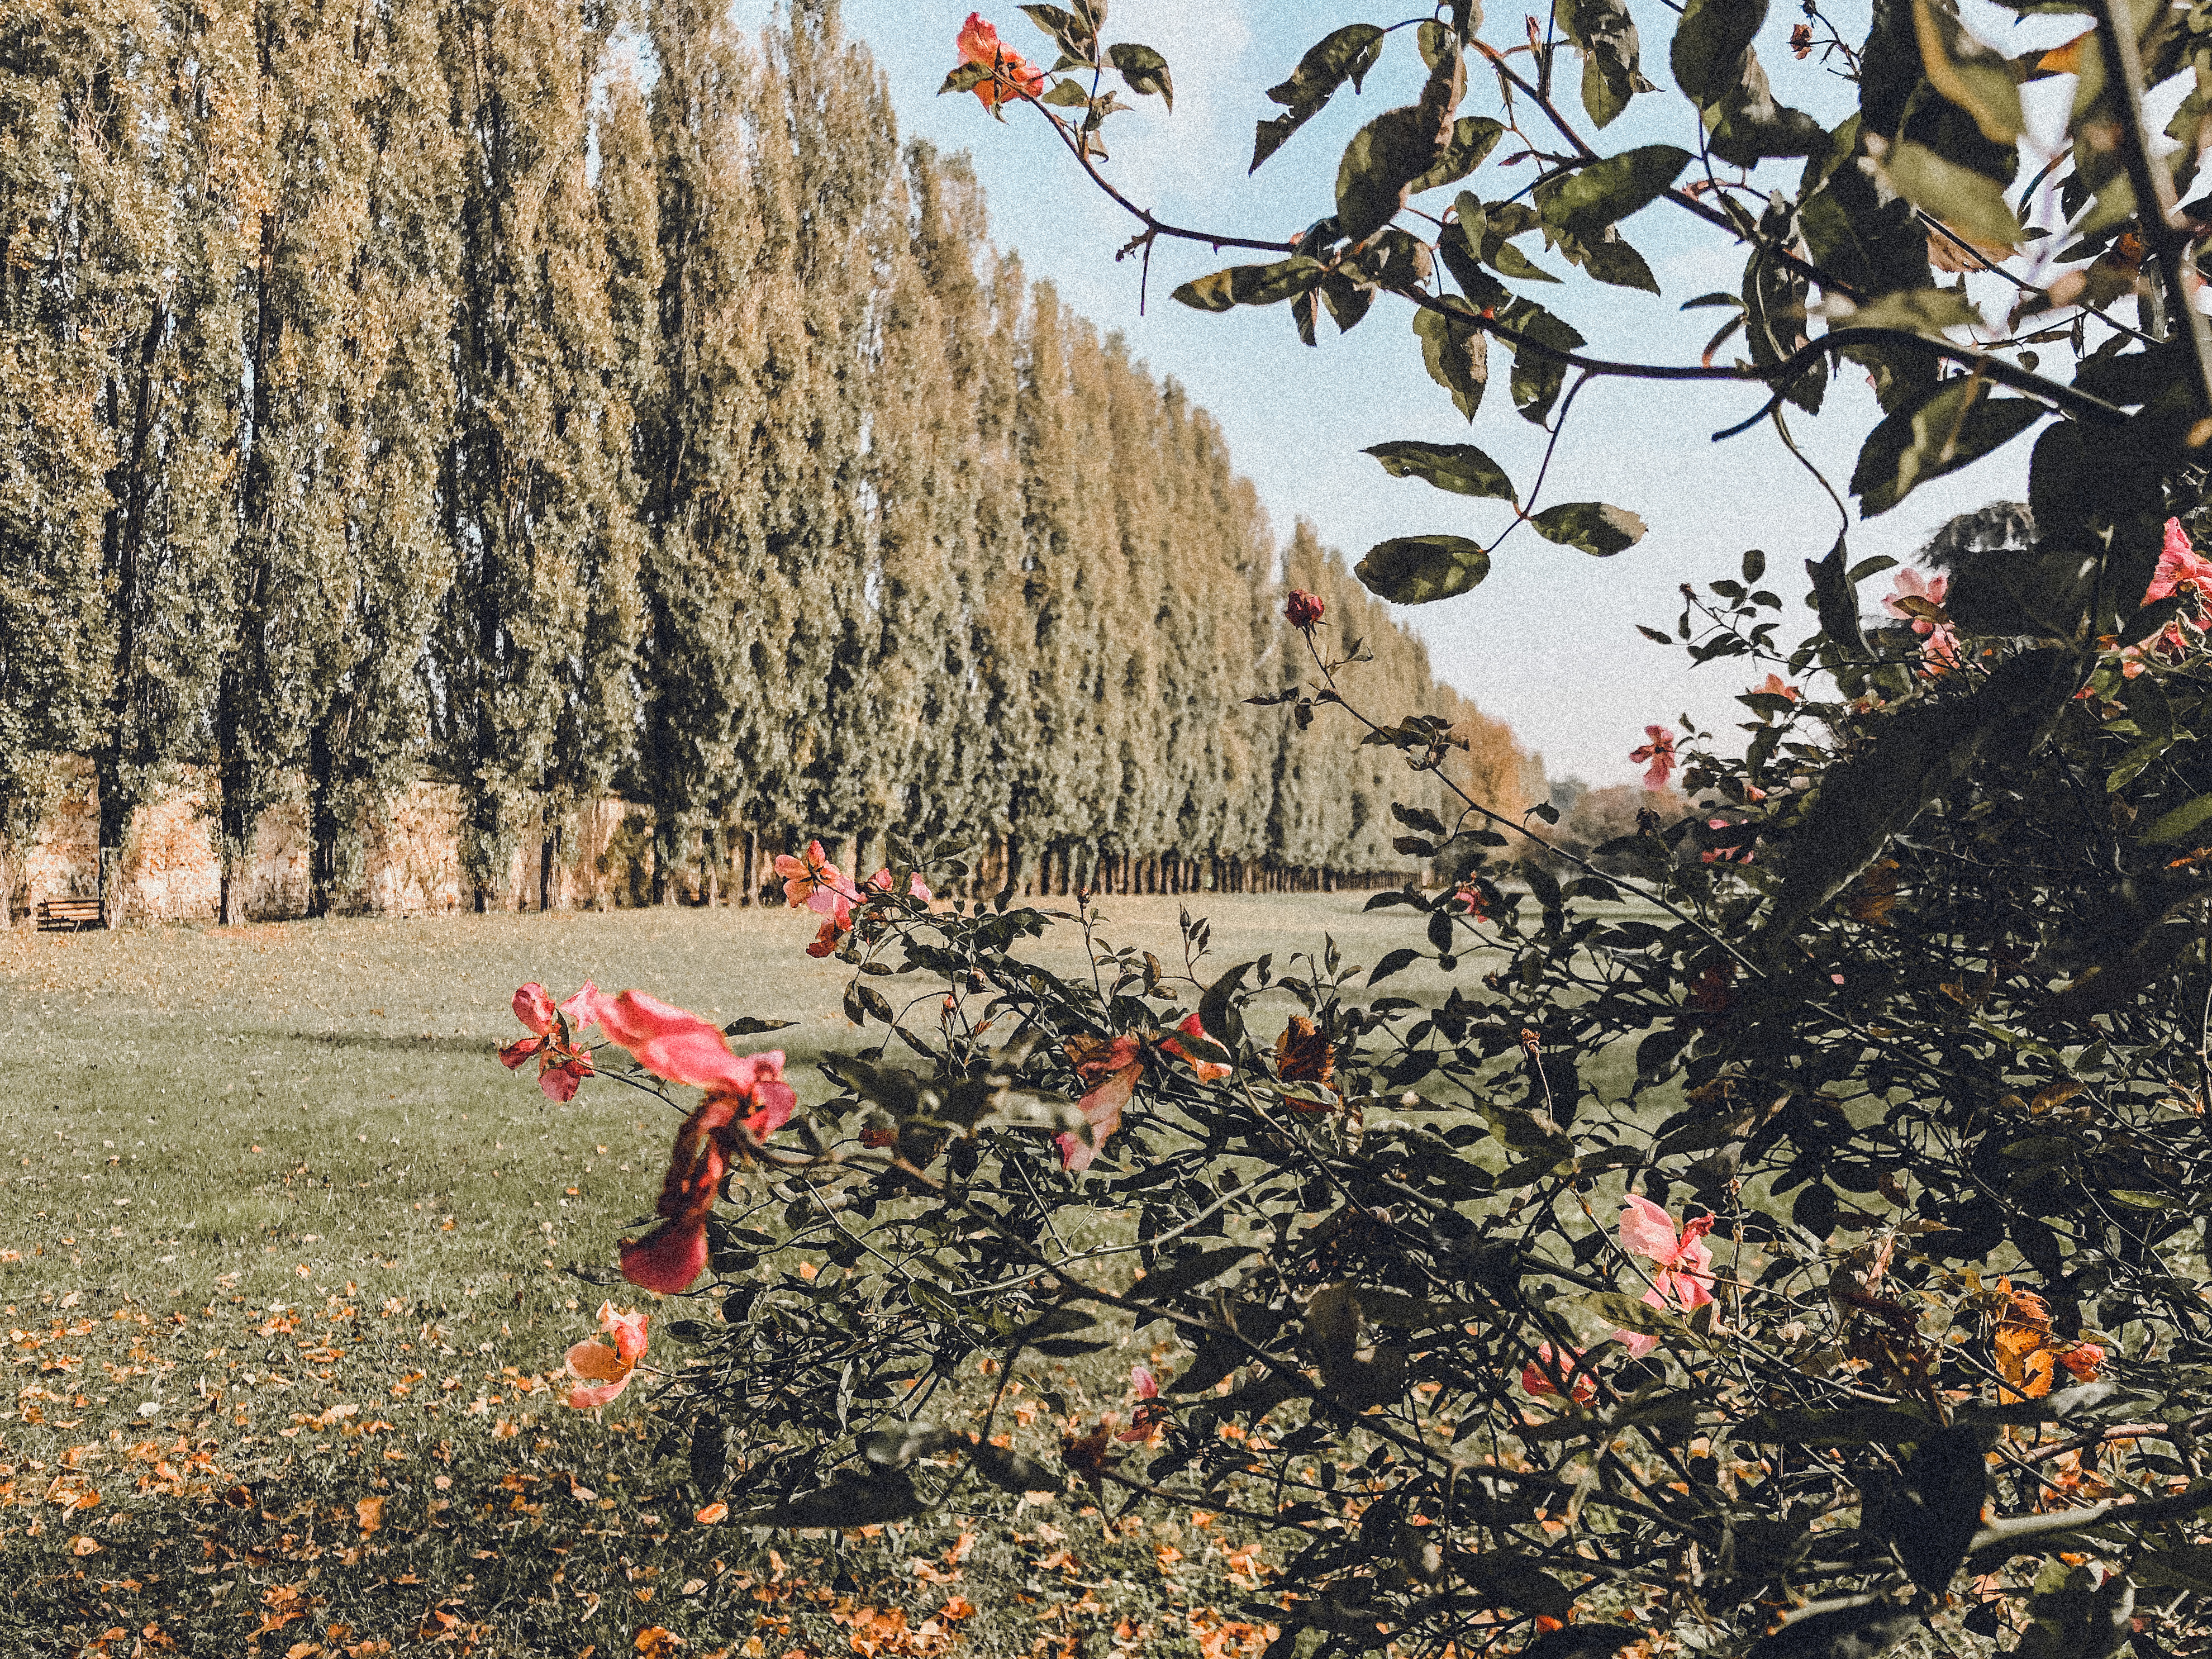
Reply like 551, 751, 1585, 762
0, 3, 122, 922
434, 0, 641, 909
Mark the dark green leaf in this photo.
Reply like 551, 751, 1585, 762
1171, 256, 1326, 313
1911, 0, 2022, 146
939, 63, 990, 96
1461, 1552, 1574, 1616
753, 1472, 927, 1529
1253, 24, 1387, 172
1365, 440, 1516, 501
1198, 960, 1254, 1048
1880, 141, 2022, 249
1671, 0, 1765, 106
1338, 108, 1448, 241
1704, 47, 1825, 164
1572, 229, 1661, 293
2140, 792, 2212, 847
1554, 0, 1654, 128
1357, 535, 1492, 605
1407, 116, 1505, 196
1498, 298, 1585, 425
1529, 502, 1647, 556
1851, 379, 2046, 517
689, 1418, 728, 1495
1413, 302, 1490, 421
1538, 144, 1690, 238
1135, 1246, 1254, 1303
1368, 947, 1422, 985
724, 1016, 797, 1035
1018, 4, 1096, 63
1764, 647, 2072, 940
1807, 535, 1868, 655
1107, 42, 1172, 110
1743, 1597, 1925, 1659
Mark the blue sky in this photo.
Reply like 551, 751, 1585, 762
732, 1, 2094, 785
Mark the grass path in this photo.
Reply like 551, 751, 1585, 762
0, 895, 1439, 1658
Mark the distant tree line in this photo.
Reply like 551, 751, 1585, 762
0, 0, 1532, 925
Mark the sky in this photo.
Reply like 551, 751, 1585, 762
729, 1, 2096, 786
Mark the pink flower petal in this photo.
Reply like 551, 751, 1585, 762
498, 1036, 544, 1070
621, 1218, 710, 1295
512, 983, 557, 1034
598, 990, 750, 1092
566, 1374, 634, 1410
1058, 1062, 1140, 1171
565, 1338, 629, 1384
1618, 1193, 1680, 1262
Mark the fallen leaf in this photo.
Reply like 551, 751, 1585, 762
355, 1495, 384, 1534
70, 1534, 101, 1557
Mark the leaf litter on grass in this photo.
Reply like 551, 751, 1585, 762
0, 901, 1390, 1656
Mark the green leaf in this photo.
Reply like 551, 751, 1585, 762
1134, 1246, 1254, 1303
1573, 229, 1661, 294
1365, 439, 1516, 501
1883, 1425, 1989, 1592
1833, 287, 1977, 336
1671, 0, 1765, 107
724, 1016, 798, 1035
1461, 1552, 1574, 1617
1703, 48, 1825, 164
1337, 107, 1447, 241
1911, 0, 2022, 145
1407, 116, 1505, 195
1436, 221, 1512, 308
1538, 144, 1691, 239
2140, 792, 2212, 847
1497, 298, 1586, 426
1368, 946, 1421, 985
1763, 647, 2073, 940
967, 1441, 1063, 1496
1851, 378, 2046, 517
1253, 24, 1387, 172
939, 63, 991, 96
1880, 140, 2022, 250
2014, 1567, 2136, 1659
1171, 257, 1326, 313
1553, 0, 1655, 128
1743, 1598, 1925, 1659
1197, 960, 1254, 1048
1529, 502, 1647, 555
1413, 302, 1490, 421
1039, 79, 1091, 107
1356, 535, 1491, 605
1107, 42, 1172, 110
1579, 1290, 1686, 1337
752, 1472, 927, 1529
1019, 4, 1096, 63
1807, 535, 1868, 656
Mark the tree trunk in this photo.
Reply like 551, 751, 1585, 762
307, 724, 338, 919
539, 819, 557, 911
740, 828, 756, 906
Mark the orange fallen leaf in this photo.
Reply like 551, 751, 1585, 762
695, 1500, 729, 1525
70, 1534, 101, 1557
635, 1628, 686, 1659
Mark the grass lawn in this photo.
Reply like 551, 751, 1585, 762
1, 892, 1518, 1659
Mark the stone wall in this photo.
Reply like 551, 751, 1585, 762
10, 758, 644, 923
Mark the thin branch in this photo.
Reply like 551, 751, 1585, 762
2096, 0, 2212, 421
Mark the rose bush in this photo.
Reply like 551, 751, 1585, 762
500, 4, 2212, 1654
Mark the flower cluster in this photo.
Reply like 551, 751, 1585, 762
498, 982, 600, 1101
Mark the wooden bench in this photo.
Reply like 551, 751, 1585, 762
36, 897, 103, 931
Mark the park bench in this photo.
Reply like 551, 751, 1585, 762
35, 897, 102, 931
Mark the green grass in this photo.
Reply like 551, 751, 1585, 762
0, 894, 1486, 1659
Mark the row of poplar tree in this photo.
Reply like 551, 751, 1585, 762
0, 0, 1534, 923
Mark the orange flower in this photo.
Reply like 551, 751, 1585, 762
1162, 1012, 1231, 1084
1274, 1016, 1335, 1087
1058, 1035, 1143, 1172
956, 13, 1045, 109
564, 1302, 649, 1409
